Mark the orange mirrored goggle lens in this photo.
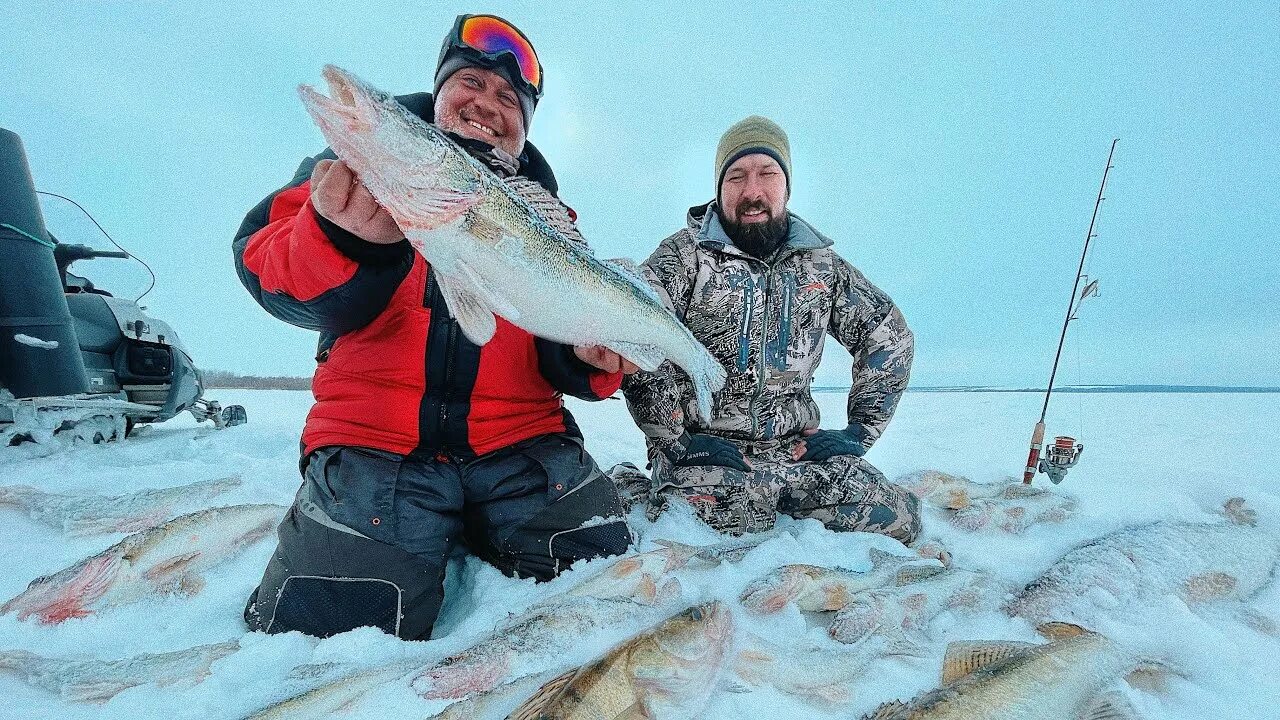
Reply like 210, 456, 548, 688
458, 15, 541, 92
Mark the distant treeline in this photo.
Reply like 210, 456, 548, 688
812, 385, 1280, 394
204, 370, 311, 390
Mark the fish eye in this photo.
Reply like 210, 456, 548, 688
689, 607, 704, 620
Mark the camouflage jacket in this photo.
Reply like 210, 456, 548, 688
623, 202, 913, 456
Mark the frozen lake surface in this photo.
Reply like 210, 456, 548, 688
0, 388, 1275, 719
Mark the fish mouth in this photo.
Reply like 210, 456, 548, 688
297, 65, 374, 133
321, 64, 366, 111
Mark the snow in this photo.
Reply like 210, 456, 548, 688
12, 334, 59, 350
0, 388, 1277, 719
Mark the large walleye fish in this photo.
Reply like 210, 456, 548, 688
0, 641, 238, 703
245, 659, 423, 720
507, 601, 733, 720
740, 548, 947, 614
411, 595, 679, 701
732, 631, 921, 706
1006, 497, 1280, 628
900, 470, 1076, 534
829, 568, 1011, 646
0, 475, 242, 535
860, 624, 1146, 720
298, 65, 726, 419
651, 527, 794, 566
1, 504, 283, 623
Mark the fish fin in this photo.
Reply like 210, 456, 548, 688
507, 666, 580, 720
796, 681, 854, 706
617, 701, 650, 720
1037, 622, 1093, 641
822, 584, 852, 610
867, 547, 901, 568
434, 271, 497, 345
1124, 661, 1177, 694
455, 258, 521, 320
912, 538, 952, 568
941, 641, 1037, 685
601, 340, 666, 373
66, 679, 134, 704
885, 633, 930, 658
143, 551, 202, 585
1222, 497, 1256, 526
1079, 690, 1142, 720
604, 256, 642, 275
1236, 606, 1279, 637
287, 661, 348, 681
655, 577, 682, 604
1181, 571, 1238, 603
0, 649, 38, 672
893, 562, 945, 586
863, 700, 910, 719
945, 488, 971, 509
652, 538, 698, 564
396, 187, 480, 231
730, 644, 774, 685
635, 574, 659, 605
177, 573, 206, 596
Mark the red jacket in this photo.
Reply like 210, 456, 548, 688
233, 94, 621, 459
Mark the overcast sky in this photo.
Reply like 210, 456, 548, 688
3, 2, 1276, 387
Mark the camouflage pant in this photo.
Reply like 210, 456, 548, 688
616, 441, 921, 543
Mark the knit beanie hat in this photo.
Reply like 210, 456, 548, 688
434, 48, 537, 131
715, 115, 792, 201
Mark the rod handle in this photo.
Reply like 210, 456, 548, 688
1022, 421, 1046, 484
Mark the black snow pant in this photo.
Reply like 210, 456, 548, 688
243, 433, 631, 641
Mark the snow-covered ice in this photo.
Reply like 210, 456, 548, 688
0, 388, 1276, 719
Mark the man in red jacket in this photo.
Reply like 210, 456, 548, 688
233, 14, 635, 640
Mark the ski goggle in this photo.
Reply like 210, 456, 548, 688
445, 14, 543, 99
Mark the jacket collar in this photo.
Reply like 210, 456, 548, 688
687, 201, 833, 262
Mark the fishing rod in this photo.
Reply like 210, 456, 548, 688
1022, 138, 1118, 485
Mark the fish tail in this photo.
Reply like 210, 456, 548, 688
0, 485, 36, 509
412, 655, 510, 700
10, 553, 120, 624
652, 539, 698, 568
0, 649, 38, 672
683, 343, 726, 424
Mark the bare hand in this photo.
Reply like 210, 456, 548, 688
310, 159, 404, 244
791, 428, 818, 461
574, 345, 640, 374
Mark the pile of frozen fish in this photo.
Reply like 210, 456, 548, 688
0, 471, 1276, 719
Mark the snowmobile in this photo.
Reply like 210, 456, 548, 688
0, 127, 245, 446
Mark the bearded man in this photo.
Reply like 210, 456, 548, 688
621, 116, 921, 542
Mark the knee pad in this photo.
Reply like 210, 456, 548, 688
267, 575, 403, 638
